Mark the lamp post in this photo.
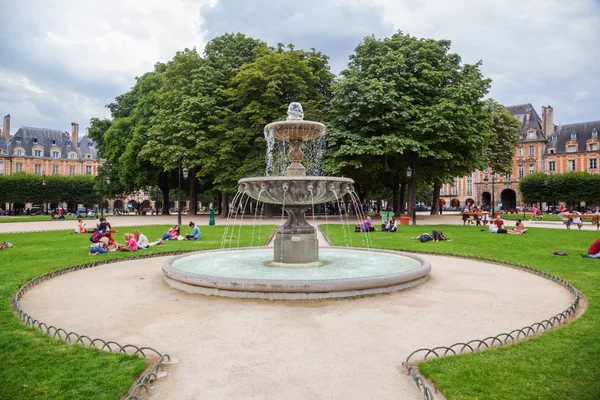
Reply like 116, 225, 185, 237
177, 155, 189, 226
41, 173, 47, 215
101, 177, 110, 218
406, 165, 416, 225
484, 169, 495, 217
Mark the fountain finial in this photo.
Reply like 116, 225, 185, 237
287, 102, 304, 121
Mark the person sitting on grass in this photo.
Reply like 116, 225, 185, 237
185, 221, 201, 241
508, 219, 528, 234
89, 239, 108, 255
586, 237, 600, 258
132, 230, 163, 249
384, 216, 398, 232
361, 216, 375, 232
74, 218, 86, 234
162, 225, 181, 240
118, 233, 138, 251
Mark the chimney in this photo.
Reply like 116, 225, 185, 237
71, 122, 79, 146
541, 106, 554, 139
3, 114, 9, 140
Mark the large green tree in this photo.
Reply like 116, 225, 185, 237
327, 31, 494, 216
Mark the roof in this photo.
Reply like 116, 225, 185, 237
549, 120, 600, 154
505, 103, 546, 142
6, 126, 97, 160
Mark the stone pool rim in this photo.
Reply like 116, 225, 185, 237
162, 247, 431, 300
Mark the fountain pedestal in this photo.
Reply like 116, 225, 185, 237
274, 206, 318, 264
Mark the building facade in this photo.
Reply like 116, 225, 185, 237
440, 104, 600, 210
0, 115, 102, 178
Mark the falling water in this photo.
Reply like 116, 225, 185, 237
236, 194, 251, 248
227, 192, 246, 250
310, 187, 318, 262
332, 190, 350, 247
250, 190, 264, 247
265, 130, 275, 176
349, 191, 372, 249
221, 190, 243, 249
279, 187, 287, 263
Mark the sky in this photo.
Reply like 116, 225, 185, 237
1, 0, 599, 136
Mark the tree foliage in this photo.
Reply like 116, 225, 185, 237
519, 172, 600, 204
0, 174, 98, 205
326, 31, 494, 212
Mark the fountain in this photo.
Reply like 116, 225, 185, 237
163, 103, 431, 299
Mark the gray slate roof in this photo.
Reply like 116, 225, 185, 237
549, 120, 600, 154
505, 103, 546, 142
6, 126, 97, 160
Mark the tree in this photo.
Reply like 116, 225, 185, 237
328, 31, 494, 216
90, 64, 171, 213
484, 100, 522, 174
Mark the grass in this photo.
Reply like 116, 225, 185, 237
324, 224, 600, 400
0, 215, 82, 223
0, 224, 273, 400
500, 213, 563, 222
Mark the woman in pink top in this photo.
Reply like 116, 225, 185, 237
119, 233, 138, 251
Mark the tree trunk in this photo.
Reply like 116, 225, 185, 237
392, 184, 400, 216
188, 168, 198, 216
399, 183, 406, 213
220, 191, 229, 216
407, 181, 415, 221
158, 172, 170, 215
430, 184, 441, 215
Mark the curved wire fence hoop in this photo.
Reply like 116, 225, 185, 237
12, 250, 196, 400
393, 249, 581, 400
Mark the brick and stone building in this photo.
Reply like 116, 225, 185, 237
440, 104, 600, 210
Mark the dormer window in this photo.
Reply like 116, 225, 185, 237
16, 149, 23, 156
15, 136, 21, 142
571, 130, 577, 140
593, 128, 598, 138
70, 153, 76, 160
51, 151, 60, 159
33, 138, 38, 143
527, 129, 536, 139
52, 140, 56, 145
86, 154, 92, 159
34, 149, 42, 157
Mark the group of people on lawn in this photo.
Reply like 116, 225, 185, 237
84, 218, 201, 255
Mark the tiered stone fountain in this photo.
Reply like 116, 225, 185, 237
162, 103, 431, 300
238, 102, 354, 264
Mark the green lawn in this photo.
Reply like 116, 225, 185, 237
500, 213, 563, 222
0, 224, 273, 400
0, 215, 81, 223
325, 224, 600, 399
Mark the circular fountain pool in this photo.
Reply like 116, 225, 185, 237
163, 248, 431, 300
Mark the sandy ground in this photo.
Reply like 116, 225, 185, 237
20, 254, 574, 400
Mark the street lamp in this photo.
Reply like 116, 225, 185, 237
177, 156, 189, 226
406, 164, 416, 225
101, 176, 111, 218
483, 168, 495, 217
42, 173, 47, 215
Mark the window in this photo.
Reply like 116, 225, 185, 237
567, 145, 576, 153
52, 140, 56, 145
518, 147, 524, 157
70, 153, 76, 159
505, 173, 512, 181
34, 149, 42, 157
34, 164, 42, 175
0, 163, 3, 175
593, 128, 598, 138
467, 178, 472, 196
33, 138, 38, 143
528, 130, 536, 139
529, 145, 534, 156
69, 166, 76, 176
568, 160, 576, 171
16, 149, 22, 156
86, 165, 92, 175
440, 186, 444, 196
529, 164, 535, 174
518, 165, 524, 178
590, 158, 597, 170
549, 149, 555, 154
548, 160, 556, 172
571, 131, 577, 140
590, 143, 598, 151
15, 163, 23, 173
87, 154, 92, 159
52, 165, 59, 175
52, 151, 59, 158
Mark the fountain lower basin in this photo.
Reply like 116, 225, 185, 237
162, 248, 431, 300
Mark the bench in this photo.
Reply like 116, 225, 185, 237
560, 214, 600, 230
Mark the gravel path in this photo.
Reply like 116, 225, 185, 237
20, 254, 574, 400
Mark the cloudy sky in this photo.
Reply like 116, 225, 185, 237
1, 0, 599, 136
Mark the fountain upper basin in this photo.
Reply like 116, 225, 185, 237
238, 176, 355, 205
265, 120, 325, 142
